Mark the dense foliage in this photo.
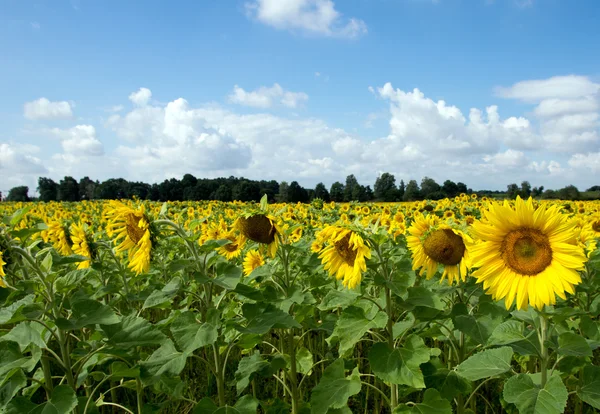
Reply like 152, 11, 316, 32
0, 196, 599, 414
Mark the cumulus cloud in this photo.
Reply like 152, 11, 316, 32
24, 98, 73, 120
245, 0, 367, 38
568, 152, 600, 173
129, 87, 152, 106
50, 125, 105, 156
229, 84, 308, 108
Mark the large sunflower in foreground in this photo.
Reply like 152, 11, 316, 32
105, 201, 152, 275
470, 196, 587, 310
315, 226, 371, 289
407, 214, 471, 285
234, 214, 280, 258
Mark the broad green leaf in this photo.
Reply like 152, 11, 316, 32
0, 369, 27, 410
24, 385, 78, 414
310, 359, 361, 414
557, 332, 592, 357
238, 303, 301, 335
0, 295, 35, 324
4, 397, 37, 414
327, 306, 388, 356
213, 262, 242, 290
7, 206, 32, 227
140, 339, 187, 379
503, 373, 568, 414
109, 362, 140, 379
235, 351, 269, 395
296, 347, 314, 375
317, 289, 360, 311
425, 368, 472, 401
369, 335, 431, 388
406, 287, 444, 309
454, 315, 490, 344
578, 364, 600, 409
171, 311, 218, 353
456, 347, 513, 381
101, 314, 166, 348
487, 320, 540, 356
193, 395, 259, 414
394, 389, 452, 414
142, 277, 181, 310
1, 322, 47, 349
393, 314, 415, 339
56, 299, 120, 330
0, 341, 36, 378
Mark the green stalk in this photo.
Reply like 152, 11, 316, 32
385, 286, 398, 409
539, 314, 548, 388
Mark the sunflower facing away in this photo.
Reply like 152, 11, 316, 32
105, 201, 152, 275
70, 223, 93, 269
470, 196, 587, 310
234, 214, 280, 258
407, 214, 471, 285
316, 226, 371, 289
243, 249, 265, 276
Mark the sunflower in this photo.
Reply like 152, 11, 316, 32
42, 221, 73, 256
243, 249, 265, 276
234, 214, 280, 258
217, 232, 246, 260
407, 214, 471, 285
316, 226, 371, 289
105, 201, 152, 275
0, 251, 6, 286
470, 196, 587, 310
70, 223, 93, 269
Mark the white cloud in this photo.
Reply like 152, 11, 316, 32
24, 98, 73, 120
495, 75, 600, 102
568, 152, 600, 173
229, 84, 308, 108
129, 87, 152, 106
50, 125, 105, 156
246, 0, 367, 38
483, 149, 528, 168
0, 143, 47, 174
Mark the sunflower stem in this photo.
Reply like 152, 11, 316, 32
538, 312, 549, 388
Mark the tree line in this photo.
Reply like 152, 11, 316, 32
1, 174, 598, 202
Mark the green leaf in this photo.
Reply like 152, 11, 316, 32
369, 335, 431, 388
317, 290, 360, 311
238, 303, 301, 335
454, 315, 491, 344
160, 202, 168, 216
393, 314, 415, 339
56, 299, 120, 330
310, 359, 361, 414
101, 314, 166, 348
456, 347, 513, 381
296, 347, 314, 375
0, 295, 35, 324
142, 277, 182, 310
503, 373, 568, 414
394, 389, 452, 414
487, 320, 540, 356
425, 369, 472, 401
0, 369, 27, 410
327, 306, 387, 356
235, 351, 269, 395
2, 322, 47, 349
260, 194, 268, 211
578, 364, 600, 409
557, 332, 592, 357
0, 341, 36, 378
23, 385, 79, 414
213, 262, 242, 290
406, 287, 444, 309
140, 339, 187, 379
193, 395, 259, 414
171, 311, 218, 353
7, 206, 32, 227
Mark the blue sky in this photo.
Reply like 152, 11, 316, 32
1, 0, 600, 195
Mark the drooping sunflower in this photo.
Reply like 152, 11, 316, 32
42, 221, 73, 256
217, 232, 246, 260
234, 214, 280, 258
243, 249, 265, 276
316, 226, 371, 289
70, 223, 94, 269
407, 214, 471, 285
0, 251, 6, 286
105, 201, 152, 275
470, 196, 587, 310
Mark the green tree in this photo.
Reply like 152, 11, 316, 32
57, 176, 80, 201
344, 175, 359, 202
277, 181, 289, 202
330, 182, 345, 202
212, 184, 232, 201
398, 179, 405, 200
420, 177, 441, 199
507, 183, 519, 199
78, 176, 97, 200
288, 181, 309, 203
520, 181, 532, 198
374, 173, 397, 201
456, 182, 468, 194
557, 185, 580, 200
314, 182, 330, 201
232, 180, 261, 202
442, 180, 459, 198
403, 180, 420, 201
37, 177, 58, 202
6, 186, 29, 201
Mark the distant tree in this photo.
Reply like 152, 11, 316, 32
374, 173, 397, 201
364, 185, 374, 201
557, 185, 580, 200
288, 181, 309, 203
352, 185, 368, 202
147, 184, 161, 201
212, 184, 232, 201
330, 182, 345, 202
314, 182, 330, 201
506, 183, 520, 199
403, 180, 420, 201
232, 180, 261, 202
57, 176, 80, 201
456, 182, 468, 194
520, 181, 532, 198
532, 186, 545, 198
398, 180, 405, 200
259, 180, 279, 202
420, 177, 441, 199
542, 189, 557, 199
78, 176, 96, 200
7, 186, 29, 202
344, 175, 359, 202
587, 185, 600, 192
442, 180, 459, 198
277, 181, 289, 203
38, 177, 58, 202
0, 191, 2, 201
181, 173, 197, 189
129, 182, 151, 199
307, 189, 315, 200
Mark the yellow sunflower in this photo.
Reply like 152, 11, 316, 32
105, 201, 152, 275
243, 249, 265, 276
470, 196, 587, 310
42, 221, 73, 256
407, 214, 471, 285
316, 226, 371, 289
0, 251, 6, 286
217, 232, 246, 260
70, 223, 93, 269
234, 214, 280, 258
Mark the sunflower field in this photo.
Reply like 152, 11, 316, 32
0, 195, 599, 414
